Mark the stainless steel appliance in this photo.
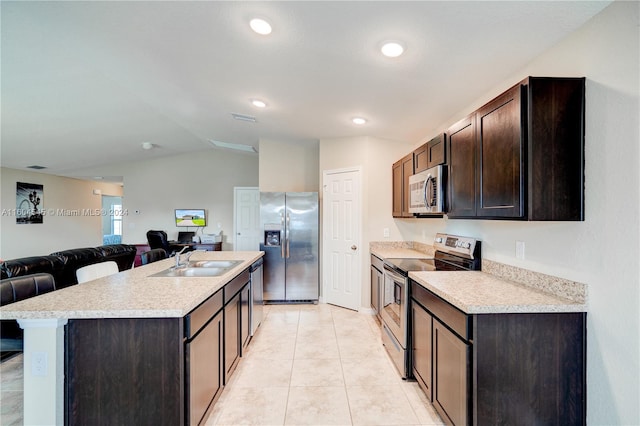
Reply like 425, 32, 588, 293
380, 233, 481, 378
409, 165, 445, 215
259, 192, 319, 302
249, 258, 263, 335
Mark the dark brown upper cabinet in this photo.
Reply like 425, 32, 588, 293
476, 84, 525, 217
414, 134, 446, 173
447, 115, 477, 217
447, 77, 585, 220
392, 153, 415, 218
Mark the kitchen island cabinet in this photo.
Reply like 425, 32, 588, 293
0, 251, 263, 426
411, 276, 586, 426
223, 269, 250, 381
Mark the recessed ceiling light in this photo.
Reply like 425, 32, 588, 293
352, 117, 367, 125
250, 18, 272, 35
381, 41, 405, 58
251, 99, 267, 108
141, 142, 154, 150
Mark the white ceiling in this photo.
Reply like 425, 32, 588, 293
1, 1, 611, 180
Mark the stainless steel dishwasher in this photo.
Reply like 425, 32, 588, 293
249, 258, 264, 336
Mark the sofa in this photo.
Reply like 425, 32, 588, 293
0, 244, 136, 355
0, 273, 57, 355
1, 244, 136, 287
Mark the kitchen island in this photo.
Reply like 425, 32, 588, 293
0, 250, 263, 426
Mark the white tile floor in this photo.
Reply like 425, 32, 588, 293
204, 303, 444, 425
0, 303, 444, 426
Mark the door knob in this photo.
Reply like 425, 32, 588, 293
351, 245, 357, 250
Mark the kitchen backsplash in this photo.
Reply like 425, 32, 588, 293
481, 259, 587, 304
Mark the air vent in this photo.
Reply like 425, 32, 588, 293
209, 140, 258, 153
231, 113, 257, 123
26, 165, 47, 170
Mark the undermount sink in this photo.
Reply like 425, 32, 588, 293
151, 267, 230, 277
187, 260, 243, 268
150, 259, 243, 278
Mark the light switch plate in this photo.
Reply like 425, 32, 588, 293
383, 228, 390, 238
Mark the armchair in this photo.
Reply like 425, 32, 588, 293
146, 230, 182, 256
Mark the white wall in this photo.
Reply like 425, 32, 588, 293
0, 168, 123, 258
75, 149, 259, 249
397, 2, 639, 424
259, 138, 319, 192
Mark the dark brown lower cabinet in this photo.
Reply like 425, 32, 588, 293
224, 292, 240, 381
66, 271, 253, 425
412, 302, 433, 401
411, 281, 586, 426
186, 313, 223, 425
66, 318, 185, 426
433, 318, 470, 426
240, 284, 251, 353
473, 313, 586, 425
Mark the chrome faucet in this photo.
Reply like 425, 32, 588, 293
174, 246, 189, 269
175, 247, 205, 269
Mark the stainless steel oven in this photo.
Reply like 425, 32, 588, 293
381, 264, 410, 377
379, 233, 481, 379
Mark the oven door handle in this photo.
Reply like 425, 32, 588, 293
394, 283, 402, 305
383, 264, 405, 282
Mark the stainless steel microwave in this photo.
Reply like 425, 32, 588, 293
408, 165, 445, 215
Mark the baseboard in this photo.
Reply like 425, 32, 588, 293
359, 307, 376, 315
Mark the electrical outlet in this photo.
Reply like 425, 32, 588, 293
32, 351, 48, 376
516, 241, 526, 260
383, 228, 390, 238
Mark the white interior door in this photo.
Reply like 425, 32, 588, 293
234, 187, 261, 251
322, 167, 361, 311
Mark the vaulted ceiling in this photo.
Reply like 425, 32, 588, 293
1, 1, 611, 180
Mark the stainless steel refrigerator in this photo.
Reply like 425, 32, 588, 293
259, 192, 319, 302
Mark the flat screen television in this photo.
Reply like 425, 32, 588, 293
175, 209, 206, 227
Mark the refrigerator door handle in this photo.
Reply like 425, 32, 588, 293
280, 213, 285, 258
286, 212, 291, 258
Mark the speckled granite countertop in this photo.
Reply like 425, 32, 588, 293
410, 271, 586, 314
370, 241, 435, 259
371, 242, 586, 314
0, 251, 263, 320
371, 247, 431, 259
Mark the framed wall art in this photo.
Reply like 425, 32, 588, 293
16, 182, 44, 224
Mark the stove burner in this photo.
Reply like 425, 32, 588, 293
383, 233, 482, 275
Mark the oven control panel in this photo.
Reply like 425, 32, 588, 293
433, 233, 478, 259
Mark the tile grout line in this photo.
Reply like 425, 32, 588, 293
332, 305, 356, 426
282, 306, 301, 426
